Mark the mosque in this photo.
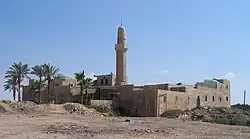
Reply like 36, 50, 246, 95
23, 23, 231, 117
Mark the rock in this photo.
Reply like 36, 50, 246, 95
125, 119, 130, 122
1, 100, 11, 104
145, 129, 150, 133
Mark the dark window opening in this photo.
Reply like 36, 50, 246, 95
212, 96, 215, 101
226, 96, 229, 101
55, 83, 59, 86
205, 95, 207, 101
197, 96, 200, 108
101, 79, 103, 85
105, 79, 108, 84
226, 85, 229, 89
219, 97, 222, 102
163, 96, 167, 102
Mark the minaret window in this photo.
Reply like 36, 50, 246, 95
105, 79, 108, 84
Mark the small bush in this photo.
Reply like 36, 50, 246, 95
246, 120, 250, 126
214, 117, 230, 125
161, 110, 183, 118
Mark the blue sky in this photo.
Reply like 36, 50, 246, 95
0, 0, 249, 104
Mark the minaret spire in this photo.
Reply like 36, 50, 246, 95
115, 22, 128, 86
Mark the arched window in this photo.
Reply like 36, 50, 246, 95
226, 96, 229, 101
197, 96, 201, 108
205, 96, 207, 101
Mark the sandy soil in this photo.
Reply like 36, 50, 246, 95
0, 113, 250, 139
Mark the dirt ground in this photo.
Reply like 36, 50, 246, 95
0, 113, 250, 139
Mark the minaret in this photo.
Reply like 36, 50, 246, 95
115, 22, 128, 86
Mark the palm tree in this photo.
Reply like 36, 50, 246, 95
30, 65, 45, 103
43, 63, 59, 103
74, 71, 93, 104
3, 77, 17, 100
5, 62, 30, 101
29, 80, 46, 103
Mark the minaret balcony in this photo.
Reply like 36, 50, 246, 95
115, 44, 128, 51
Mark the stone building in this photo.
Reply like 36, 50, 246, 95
22, 23, 231, 117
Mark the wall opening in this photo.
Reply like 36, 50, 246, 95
226, 96, 229, 101
212, 96, 215, 101
205, 95, 207, 102
197, 96, 200, 108
219, 97, 222, 102
163, 96, 167, 102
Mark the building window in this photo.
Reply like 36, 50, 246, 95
55, 83, 59, 86
212, 96, 215, 101
226, 85, 229, 89
219, 97, 222, 102
101, 79, 103, 85
105, 79, 108, 84
226, 96, 229, 101
205, 96, 207, 102
163, 96, 167, 102
70, 84, 73, 87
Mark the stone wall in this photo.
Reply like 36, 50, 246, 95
54, 86, 72, 104
119, 85, 158, 117
22, 86, 49, 103
157, 90, 189, 111
156, 83, 231, 115
91, 100, 113, 108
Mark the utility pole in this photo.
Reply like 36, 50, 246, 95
244, 90, 246, 105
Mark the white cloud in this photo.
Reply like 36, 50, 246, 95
220, 72, 236, 80
86, 72, 97, 80
145, 82, 165, 85
157, 70, 169, 75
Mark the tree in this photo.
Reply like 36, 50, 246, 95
29, 80, 46, 103
30, 65, 45, 103
43, 63, 59, 103
3, 77, 17, 100
5, 62, 30, 101
74, 71, 93, 104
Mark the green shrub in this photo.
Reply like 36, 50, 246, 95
214, 117, 230, 125
246, 120, 250, 126
161, 110, 183, 118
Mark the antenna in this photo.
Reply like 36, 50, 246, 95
244, 90, 246, 105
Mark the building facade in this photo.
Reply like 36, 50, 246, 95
22, 23, 231, 117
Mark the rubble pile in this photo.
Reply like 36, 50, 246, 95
63, 103, 102, 116
188, 105, 250, 126
9, 101, 52, 114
